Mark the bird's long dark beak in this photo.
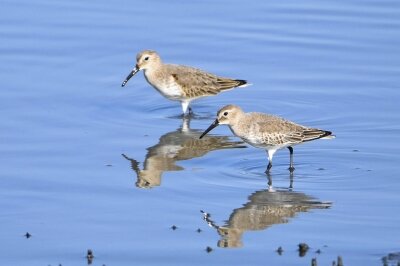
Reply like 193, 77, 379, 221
121, 65, 140, 87
199, 119, 219, 139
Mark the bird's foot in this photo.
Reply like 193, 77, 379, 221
182, 108, 194, 118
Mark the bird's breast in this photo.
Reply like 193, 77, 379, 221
230, 124, 273, 149
144, 71, 183, 100
230, 125, 259, 146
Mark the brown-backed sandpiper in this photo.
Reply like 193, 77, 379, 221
121, 50, 249, 115
200, 105, 335, 172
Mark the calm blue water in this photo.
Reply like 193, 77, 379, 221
1, 0, 400, 265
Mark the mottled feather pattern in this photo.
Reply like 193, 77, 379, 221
232, 112, 332, 146
166, 65, 247, 99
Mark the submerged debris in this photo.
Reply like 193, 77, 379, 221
338, 256, 343, 266
311, 257, 317, 266
382, 252, 400, 266
332, 256, 344, 266
298, 243, 309, 257
276, 246, 284, 255
171, 225, 178, 230
86, 249, 94, 264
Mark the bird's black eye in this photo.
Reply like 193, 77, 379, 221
144, 56, 149, 61
223, 112, 228, 116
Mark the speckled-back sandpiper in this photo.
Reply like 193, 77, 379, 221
200, 105, 335, 172
121, 50, 249, 115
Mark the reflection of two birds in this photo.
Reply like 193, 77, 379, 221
122, 117, 245, 188
121, 117, 332, 248
202, 185, 332, 248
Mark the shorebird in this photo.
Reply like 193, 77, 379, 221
199, 105, 335, 172
121, 50, 249, 115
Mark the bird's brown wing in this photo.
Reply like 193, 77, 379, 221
167, 65, 247, 98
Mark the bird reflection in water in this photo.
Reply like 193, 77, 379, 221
202, 185, 331, 248
122, 117, 246, 188
267, 171, 294, 191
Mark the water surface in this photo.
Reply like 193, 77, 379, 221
1, 0, 400, 265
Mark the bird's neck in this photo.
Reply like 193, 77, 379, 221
228, 114, 246, 137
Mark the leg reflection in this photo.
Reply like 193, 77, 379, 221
265, 171, 294, 190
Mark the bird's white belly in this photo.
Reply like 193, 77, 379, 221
246, 137, 290, 151
234, 129, 291, 150
145, 74, 183, 101
158, 83, 183, 100
244, 135, 269, 149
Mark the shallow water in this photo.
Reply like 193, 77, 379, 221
1, 0, 400, 265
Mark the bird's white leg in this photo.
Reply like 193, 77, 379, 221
181, 100, 190, 115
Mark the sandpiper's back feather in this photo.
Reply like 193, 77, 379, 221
167, 65, 248, 99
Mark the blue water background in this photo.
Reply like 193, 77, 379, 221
1, 0, 400, 265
